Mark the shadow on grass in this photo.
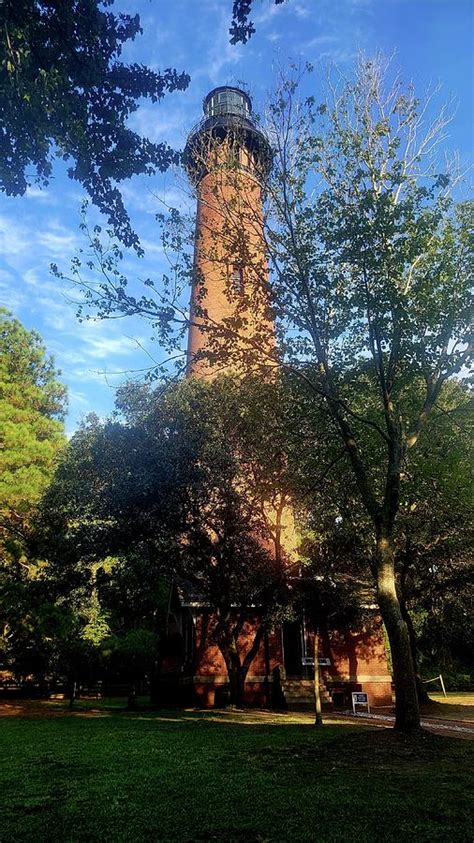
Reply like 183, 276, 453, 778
420, 696, 474, 723
1, 697, 472, 842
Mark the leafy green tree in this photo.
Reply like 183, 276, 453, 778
396, 381, 473, 692
0, 0, 268, 247
30, 402, 175, 696
286, 370, 473, 703
36, 376, 292, 707
36, 415, 175, 691
0, 310, 68, 688
1, 579, 102, 699
105, 629, 160, 709
0, 308, 66, 561
254, 61, 471, 730
0, 0, 190, 249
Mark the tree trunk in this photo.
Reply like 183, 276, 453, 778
376, 533, 421, 732
149, 657, 161, 705
227, 660, 246, 708
220, 640, 249, 708
400, 599, 430, 705
313, 628, 323, 727
263, 630, 271, 708
127, 681, 138, 710
68, 678, 77, 709
217, 618, 265, 709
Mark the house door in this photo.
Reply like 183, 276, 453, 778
282, 621, 304, 676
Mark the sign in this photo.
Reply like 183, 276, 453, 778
318, 657, 331, 666
352, 691, 370, 715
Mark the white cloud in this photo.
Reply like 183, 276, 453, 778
254, 1, 286, 26
138, 238, 165, 256
55, 348, 88, 365
24, 186, 57, 204
22, 269, 66, 298
41, 307, 71, 332
191, 6, 245, 85
80, 333, 141, 359
0, 214, 30, 256
69, 389, 90, 406
0, 213, 79, 270
0, 267, 16, 287
305, 34, 339, 49
37, 225, 78, 256
128, 105, 188, 149
294, 2, 311, 19
70, 366, 119, 385
22, 268, 41, 287
0, 268, 25, 311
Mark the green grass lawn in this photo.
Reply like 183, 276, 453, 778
0, 703, 472, 842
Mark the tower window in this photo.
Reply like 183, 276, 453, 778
230, 265, 244, 293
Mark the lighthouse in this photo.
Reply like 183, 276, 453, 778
167, 87, 394, 710
184, 86, 274, 376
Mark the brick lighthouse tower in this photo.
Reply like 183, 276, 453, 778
184, 86, 274, 375
173, 86, 393, 710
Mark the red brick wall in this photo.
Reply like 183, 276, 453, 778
191, 612, 392, 708
312, 626, 392, 707
187, 167, 274, 377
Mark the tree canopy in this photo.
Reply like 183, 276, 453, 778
22, 376, 294, 704
0, 0, 190, 250
261, 62, 472, 729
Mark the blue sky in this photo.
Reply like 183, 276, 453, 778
1, 0, 472, 435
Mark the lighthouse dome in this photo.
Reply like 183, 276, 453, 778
203, 87, 251, 119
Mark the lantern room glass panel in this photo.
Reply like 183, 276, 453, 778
206, 89, 250, 118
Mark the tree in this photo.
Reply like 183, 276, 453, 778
156, 377, 291, 707
35, 413, 175, 699
395, 381, 473, 694
0, 310, 67, 687
1, 576, 103, 700
106, 628, 161, 710
262, 63, 471, 730
286, 370, 473, 703
0, 308, 66, 560
34, 376, 291, 707
0, 0, 190, 249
